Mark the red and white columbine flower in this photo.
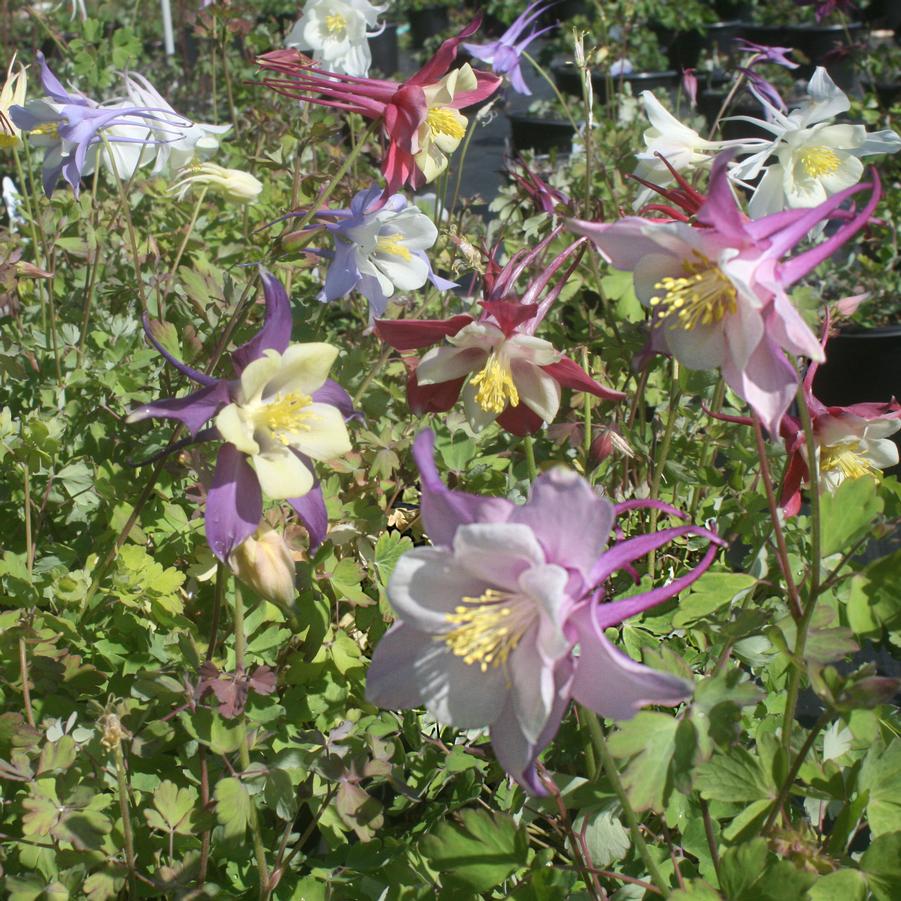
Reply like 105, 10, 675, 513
257, 17, 501, 194
375, 231, 625, 435
570, 156, 881, 436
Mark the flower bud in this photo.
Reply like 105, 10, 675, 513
171, 162, 263, 203
228, 526, 296, 605
100, 713, 128, 751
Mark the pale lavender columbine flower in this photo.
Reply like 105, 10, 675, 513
366, 431, 724, 793
307, 185, 456, 321
570, 155, 882, 436
462, 1, 556, 95
127, 269, 359, 560
9, 53, 185, 197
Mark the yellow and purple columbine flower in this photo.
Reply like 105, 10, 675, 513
367, 430, 724, 793
375, 229, 624, 435
461, 1, 556, 96
570, 155, 881, 436
128, 269, 358, 559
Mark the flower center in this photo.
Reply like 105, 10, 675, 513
650, 252, 737, 330
799, 145, 841, 178
820, 441, 880, 481
324, 13, 347, 35
443, 588, 534, 672
375, 232, 412, 261
28, 121, 60, 138
258, 391, 314, 445
426, 107, 467, 141
470, 352, 519, 414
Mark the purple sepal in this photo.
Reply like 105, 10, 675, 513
313, 379, 364, 422
128, 381, 231, 436
143, 313, 218, 386
206, 444, 263, 561
232, 268, 293, 374
287, 486, 328, 551
412, 430, 513, 547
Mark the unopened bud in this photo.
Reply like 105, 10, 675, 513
172, 163, 263, 203
100, 714, 128, 751
590, 427, 634, 464
228, 526, 296, 605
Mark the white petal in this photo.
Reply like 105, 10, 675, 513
263, 343, 339, 398
453, 522, 546, 589
510, 360, 561, 423
252, 447, 314, 499
289, 401, 351, 460
416, 345, 487, 385
216, 404, 260, 455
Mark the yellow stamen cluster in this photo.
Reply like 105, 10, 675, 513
376, 233, 412, 261
650, 252, 737, 330
259, 392, 314, 444
426, 107, 467, 140
443, 588, 530, 672
799, 145, 841, 178
470, 353, 519, 414
28, 120, 60, 138
820, 441, 880, 481
325, 13, 347, 35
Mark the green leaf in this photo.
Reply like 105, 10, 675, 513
846, 551, 901, 637
144, 780, 199, 835
264, 768, 297, 821
576, 809, 630, 868
419, 808, 528, 892
673, 572, 757, 627
719, 838, 768, 899
214, 777, 251, 841
607, 712, 679, 812
805, 869, 867, 901
859, 739, 901, 837
36, 736, 77, 775
861, 832, 901, 901
819, 477, 882, 557
695, 747, 776, 802
373, 531, 414, 588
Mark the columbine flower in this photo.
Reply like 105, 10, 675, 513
461, 0, 555, 96
367, 430, 723, 793
171, 162, 263, 203
303, 184, 455, 320
286, 0, 385, 78
779, 326, 901, 514
376, 230, 624, 435
10, 53, 186, 196
229, 525, 297, 604
128, 269, 357, 559
731, 67, 901, 217
0, 54, 27, 150
735, 38, 798, 70
632, 92, 766, 208
570, 155, 881, 436
257, 17, 501, 193
123, 72, 231, 175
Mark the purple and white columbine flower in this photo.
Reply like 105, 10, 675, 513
367, 431, 724, 793
734, 38, 798, 70
127, 269, 358, 560
570, 155, 881, 436
309, 184, 456, 320
9, 54, 186, 197
462, 1, 556, 96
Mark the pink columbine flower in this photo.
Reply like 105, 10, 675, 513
375, 229, 625, 435
779, 323, 901, 515
366, 430, 724, 793
569, 155, 881, 436
256, 17, 501, 194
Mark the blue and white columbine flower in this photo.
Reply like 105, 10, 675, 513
314, 185, 456, 320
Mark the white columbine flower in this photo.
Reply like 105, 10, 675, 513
814, 414, 901, 493
286, 0, 385, 78
731, 68, 901, 217
171, 163, 263, 203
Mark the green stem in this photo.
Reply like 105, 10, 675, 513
648, 367, 681, 580
523, 435, 537, 482
233, 583, 270, 898
764, 709, 831, 834
522, 51, 580, 134
583, 709, 670, 897
18, 636, 35, 728
781, 385, 824, 754
220, 32, 241, 140
115, 742, 138, 899
165, 185, 209, 310
77, 165, 102, 365
449, 116, 478, 224
23, 462, 33, 577
688, 379, 725, 517
12, 145, 47, 333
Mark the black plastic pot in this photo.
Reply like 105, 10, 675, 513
699, 89, 772, 143
552, 62, 679, 103
862, 76, 901, 107
812, 325, 901, 474
705, 21, 743, 61
651, 25, 705, 71
508, 114, 574, 156
369, 23, 399, 75
409, 6, 450, 45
